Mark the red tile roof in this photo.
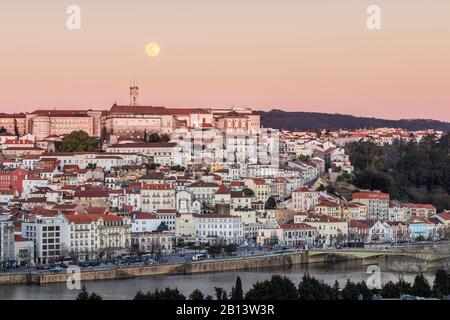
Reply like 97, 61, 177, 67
352, 192, 390, 200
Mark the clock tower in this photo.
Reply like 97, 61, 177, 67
129, 80, 139, 106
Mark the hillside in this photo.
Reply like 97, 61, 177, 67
257, 109, 450, 132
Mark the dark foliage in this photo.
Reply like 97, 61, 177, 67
257, 109, 450, 132
346, 133, 450, 211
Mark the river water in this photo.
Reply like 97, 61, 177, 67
0, 260, 441, 300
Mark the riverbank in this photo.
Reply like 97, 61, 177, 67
2, 247, 446, 287
0, 251, 308, 286
0, 259, 443, 300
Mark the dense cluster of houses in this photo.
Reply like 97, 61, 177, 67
0, 101, 448, 267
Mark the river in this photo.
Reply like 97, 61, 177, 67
0, 260, 441, 300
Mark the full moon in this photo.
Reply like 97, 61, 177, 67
145, 42, 160, 57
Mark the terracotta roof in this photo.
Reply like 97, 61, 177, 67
74, 188, 109, 198
280, 223, 314, 230
352, 192, 390, 200
109, 105, 171, 115
304, 214, 345, 223
108, 142, 177, 149
141, 183, 173, 190
293, 186, 316, 193
193, 214, 239, 219
14, 235, 30, 242
133, 212, 159, 220
437, 212, 450, 221
215, 185, 230, 195
188, 181, 219, 188
316, 200, 339, 208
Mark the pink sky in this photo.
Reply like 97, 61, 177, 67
0, 1, 449, 121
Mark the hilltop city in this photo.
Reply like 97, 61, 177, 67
0, 84, 449, 268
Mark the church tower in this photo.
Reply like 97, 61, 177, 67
129, 79, 139, 106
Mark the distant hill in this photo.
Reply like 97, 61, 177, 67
256, 109, 450, 132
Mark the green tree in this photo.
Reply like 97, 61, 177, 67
207, 244, 223, 258
332, 280, 340, 300
214, 287, 226, 300
224, 244, 237, 256
76, 286, 90, 300
265, 196, 277, 210
412, 274, 432, 298
13, 118, 20, 137
57, 131, 99, 152
146, 163, 159, 170
242, 188, 254, 197
86, 163, 97, 169
157, 222, 169, 231
298, 155, 310, 162
341, 280, 362, 300
381, 281, 400, 298
76, 285, 103, 300
149, 133, 161, 142
297, 273, 336, 300
432, 269, 449, 297
245, 275, 298, 300
355, 280, 373, 300
230, 276, 244, 300
189, 289, 205, 300
133, 288, 186, 300
160, 133, 170, 142
346, 133, 450, 211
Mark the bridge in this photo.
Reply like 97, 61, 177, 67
307, 243, 450, 268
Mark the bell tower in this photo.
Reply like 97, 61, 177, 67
129, 79, 139, 106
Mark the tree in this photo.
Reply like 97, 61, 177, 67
57, 131, 99, 152
207, 244, 223, 258
189, 289, 205, 300
332, 280, 340, 300
76, 285, 103, 300
0, 126, 6, 134
214, 287, 226, 300
86, 163, 97, 169
265, 196, 277, 210
346, 133, 450, 212
160, 133, 170, 142
298, 155, 310, 162
245, 275, 298, 300
381, 281, 400, 298
341, 280, 362, 300
230, 276, 244, 300
143, 129, 148, 142
224, 244, 237, 256
146, 163, 159, 170
432, 269, 449, 297
133, 288, 186, 300
412, 274, 432, 298
355, 280, 373, 300
297, 273, 337, 300
149, 133, 161, 142
157, 222, 169, 232
170, 165, 185, 172
76, 286, 90, 300
242, 188, 254, 197
13, 118, 19, 137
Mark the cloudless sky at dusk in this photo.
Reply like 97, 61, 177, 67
0, 1, 449, 120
